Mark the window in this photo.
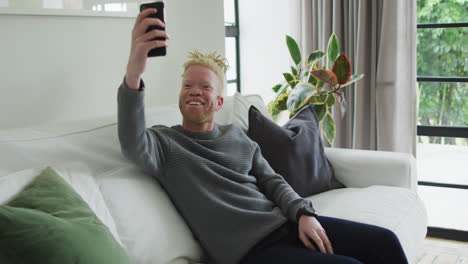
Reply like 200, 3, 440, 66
416, 0, 468, 241
224, 0, 240, 95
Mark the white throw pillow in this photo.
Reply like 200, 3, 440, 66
214, 95, 235, 125
0, 161, 123, 246
96, 165, 205, 264
233, 92, 271, 131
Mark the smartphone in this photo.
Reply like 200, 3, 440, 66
140, 2, 166, 57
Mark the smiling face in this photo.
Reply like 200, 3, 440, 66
179, 64, 224, 132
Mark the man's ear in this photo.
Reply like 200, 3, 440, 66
216, 96, 224, 111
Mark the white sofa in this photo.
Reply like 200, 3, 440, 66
0, 93, 427, 264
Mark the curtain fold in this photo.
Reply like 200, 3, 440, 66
299, 0, 417, 155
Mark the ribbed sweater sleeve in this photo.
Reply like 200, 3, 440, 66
117, 79, 167, 175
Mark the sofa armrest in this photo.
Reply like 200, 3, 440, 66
324, 147, 417, 192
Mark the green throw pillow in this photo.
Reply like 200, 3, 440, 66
0, 166, 130, 264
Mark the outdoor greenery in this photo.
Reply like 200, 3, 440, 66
417, 0, 468, 145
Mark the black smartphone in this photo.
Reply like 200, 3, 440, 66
140, 1, 166, 57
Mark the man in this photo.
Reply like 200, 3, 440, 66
118, 8, 408, 264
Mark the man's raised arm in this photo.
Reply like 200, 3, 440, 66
117, 7, 169, 174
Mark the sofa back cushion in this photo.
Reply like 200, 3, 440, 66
97, 166, 205, 264
215, 92, 270, 130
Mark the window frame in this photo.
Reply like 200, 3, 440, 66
224, 0, 241, 93
416, 21, 468, 242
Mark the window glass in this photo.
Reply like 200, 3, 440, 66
224, 0, 236, 26
225, 37, 237, 81
417, 0, 467, 23
417, 27, 467, 77
418, 186, 468, 231
224, 0, 239, 93
416, 0, 468, 235
417, 136, 468, 185
226, 82, 237, 96
417, 82, 467, 127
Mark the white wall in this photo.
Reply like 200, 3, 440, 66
238, 0, 300, 104
0, 0, 225, 129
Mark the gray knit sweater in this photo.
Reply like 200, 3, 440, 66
117, 81, 313, 264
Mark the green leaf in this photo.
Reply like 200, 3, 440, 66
321, 111, 336, 144
310, 69, 338, 86
312, 93, 328, 105
326, 93, 336, 107
283, 73, 298, 88
274, 92, 290, 111
271, 84, 282, 93
307, 74, 317, 86
306, 50, 326, 65
274, 83, 289, 98
271, 83, 290, 111
316, 80, 325, 91
286, 35, 302, 65
314, 104, 327, 121
286, 82, 315, 113
289, 93, 315, 118
332, 53, 352, 84
341, 74, 364, 88
283, 72, 295, 84
307, 61, 318, 85
267, 101, 281, 116
327, 33, 339, 69
312, 60, 319, 70
291, 66, 298, 77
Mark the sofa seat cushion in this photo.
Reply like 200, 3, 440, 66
307, 185, 427, 263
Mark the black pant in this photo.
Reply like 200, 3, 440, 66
241, 216, 408, 264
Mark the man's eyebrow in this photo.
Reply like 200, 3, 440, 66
182, 79, 214, 85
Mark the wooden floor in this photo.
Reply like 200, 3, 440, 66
417, 237, 468, 264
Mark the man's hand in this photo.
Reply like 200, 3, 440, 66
298, 215, 334, 254
126, 8, 170, 90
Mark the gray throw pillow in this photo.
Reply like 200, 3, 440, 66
247, 104, 344, 197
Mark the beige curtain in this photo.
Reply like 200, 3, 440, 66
297, 0, 417, 155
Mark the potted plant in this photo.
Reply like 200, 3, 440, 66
268, 34, 364, 144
